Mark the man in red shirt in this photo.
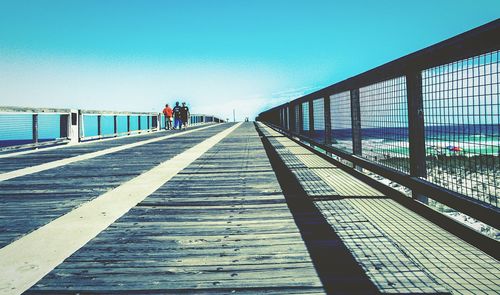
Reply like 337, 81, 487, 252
162, 104, 173, 130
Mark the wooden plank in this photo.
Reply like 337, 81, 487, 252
258, 123, 500, 294
27, 122, 325, 294
0, 125, 232, 248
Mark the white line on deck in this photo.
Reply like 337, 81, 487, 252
0, 123, 221, 182
0, 122, 242, 295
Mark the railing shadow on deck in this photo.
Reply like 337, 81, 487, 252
257, 125, 381, 294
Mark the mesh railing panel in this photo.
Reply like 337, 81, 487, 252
302, 102, 309, 132
140, 115, 148, 130
0, 114, 33, 147
38, 114, 61, 140
129, 115, 139, 131
101, 116, 115, 136
330, 91, 353, 153
294, 105, 300, 132
116, 116, 128, 135
360, 76, 409, 172
423, 50, 499, 207
160, 115, 166, 129
82, 115, 98, 138
312, 98, 325, 142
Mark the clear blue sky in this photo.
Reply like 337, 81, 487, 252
0, 0, 498, 119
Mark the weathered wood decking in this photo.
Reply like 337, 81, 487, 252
0, 124, 231, 248
0, 122, 498, 294
257, 122, 500, 294
0, 123, 325, 294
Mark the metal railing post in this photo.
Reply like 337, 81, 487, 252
78, 110, 83, 142
298, 103, 303, 134
32, 113, 38, 144
289, 102, 295, 133
407, 71, 428, 204
308, 100, 314, 137
351, 89, 362, 170
324, 96, 332, 145
137, 115, 141, 133
283, 107, 288, 129
127, 115, 130, 135
113, 115, 118, 137
97, 115, 102, 138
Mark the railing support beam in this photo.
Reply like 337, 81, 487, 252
289, 102, 295, 133
308, 100, 314, 136
97, 115, 102, 138
113, 115, 118, 137
324, 96, 332, 145
77, 110, 82, 142
127, 115, 130, 135
407, 71, 428, 204
350, 89, 362, 156
32, 114, 38, 145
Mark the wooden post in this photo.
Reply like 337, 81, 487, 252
407, 71, 428, 204
127, 115, 130, 135
113, 115, 118, 137
324, 96, 332, 145
77, 110, 82, 142
308, 100, 314, 137
298, 103, 304, 134
351, 89, 362, 156
32, 114, 38, 144
97, 115, 102, 138
350, 89, 362, 171
289, 102, 295, 133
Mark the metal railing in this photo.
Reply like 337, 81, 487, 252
0, 106, 225, 152
257, 19, 500, 229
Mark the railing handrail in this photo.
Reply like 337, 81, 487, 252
0, 106, 226, 152
0, 106, 158, 116
257, 20, 500, 233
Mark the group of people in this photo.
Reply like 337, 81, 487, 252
162, 101, 190, 130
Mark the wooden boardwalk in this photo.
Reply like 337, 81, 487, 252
257, 122, 500, 294
0, 123, 325, 294
0, 121, 498, 294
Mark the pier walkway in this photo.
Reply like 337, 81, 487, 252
0, 122, 498, 294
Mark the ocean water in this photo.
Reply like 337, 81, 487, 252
307, 124, 500, 157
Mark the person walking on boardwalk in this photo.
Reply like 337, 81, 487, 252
172, 101, 182, 130
180, 102, 190, 130
162, 103, 173, 130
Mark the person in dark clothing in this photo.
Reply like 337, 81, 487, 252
172, 101, 182, 130
180, 102, 190, 130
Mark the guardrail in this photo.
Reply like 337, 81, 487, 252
257, 19, 499, 230
0, 106, 225, 152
